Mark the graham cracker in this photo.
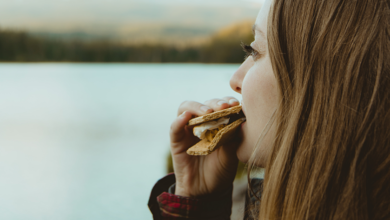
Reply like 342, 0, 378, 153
187, 117, 246, 155
188, 105, 242, 126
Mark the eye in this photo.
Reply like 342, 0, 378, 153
241, 43, 260, 60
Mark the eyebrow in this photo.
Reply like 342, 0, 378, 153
252, 24, 266, 39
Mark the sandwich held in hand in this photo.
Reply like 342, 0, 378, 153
187, 105, 246, 155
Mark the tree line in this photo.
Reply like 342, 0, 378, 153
0, 22, 253, 63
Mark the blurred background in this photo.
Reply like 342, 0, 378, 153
0, 0, 262, 219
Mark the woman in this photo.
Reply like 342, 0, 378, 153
149, 0, 390, 219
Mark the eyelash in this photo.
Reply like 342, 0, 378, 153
241, 43, 260, 60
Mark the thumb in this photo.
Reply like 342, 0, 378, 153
170, 111, 193, 143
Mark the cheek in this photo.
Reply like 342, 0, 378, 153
243, 63, 277, 114
237, 59, 278, 164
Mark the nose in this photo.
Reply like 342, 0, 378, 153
230, 57, 254, 94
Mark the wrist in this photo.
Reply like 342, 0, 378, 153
174, 183, 234, 199
174, 185, 191, 197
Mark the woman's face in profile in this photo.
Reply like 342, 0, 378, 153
230, 0, 278, 166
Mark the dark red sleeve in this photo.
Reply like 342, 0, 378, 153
148, 173, 233, 220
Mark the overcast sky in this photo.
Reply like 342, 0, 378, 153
0, 0, 262, 6
0, 0, 263, 33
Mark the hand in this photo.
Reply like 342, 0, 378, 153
169, 96, 241, 198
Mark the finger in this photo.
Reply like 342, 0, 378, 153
177, 100, 213, 116
203, 98, 231, 111
221, 96, 240, 106
170, 111, 195, 143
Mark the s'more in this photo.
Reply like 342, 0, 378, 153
186, 105, 246, 156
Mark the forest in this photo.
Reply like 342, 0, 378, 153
0, 21, 253, 63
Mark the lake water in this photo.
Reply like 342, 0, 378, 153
0, 63, 241, 220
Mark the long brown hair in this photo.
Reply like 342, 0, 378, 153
251, 0, 390, 219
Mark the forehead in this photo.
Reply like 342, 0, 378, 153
255, 0, 273, 38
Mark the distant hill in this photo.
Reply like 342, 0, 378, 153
1, 2, 260, 45
0, 20, 255, 63
30, 25, 216, 46
214, 20, 253, 39
199, 20, 254, 63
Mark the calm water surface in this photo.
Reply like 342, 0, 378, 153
0, 63, 241, 220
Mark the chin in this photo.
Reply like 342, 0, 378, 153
235, 120, 251, 163
236, 138, 253, 163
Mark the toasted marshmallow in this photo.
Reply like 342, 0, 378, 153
193, 117, 230, 139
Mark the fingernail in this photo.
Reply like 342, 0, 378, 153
200, 106, 211, 113
229, 99, 239, 105
217, 101, 227, 106
180, 111, 187, 118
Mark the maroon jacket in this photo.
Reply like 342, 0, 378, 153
148, 173, 263, 220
